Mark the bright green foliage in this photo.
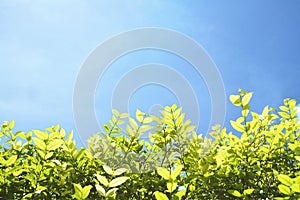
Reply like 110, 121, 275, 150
0, 122, 128, 199
1, 89, 300, 199
88, 90, 300, 199
88, 104, 212, 199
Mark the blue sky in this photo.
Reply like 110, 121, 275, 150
1, 1, 299, 147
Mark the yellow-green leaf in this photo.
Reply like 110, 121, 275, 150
82, 185, 93, 199
157, 167, 170, 180
230, 120, 245, 133
112, 109, 120, 117
33, 130, 48, 140
66, 131, 73, 145
154, 191, 169, 200
129, 118, 138, 130
278, 112, 290, 119
8, 120, 15, 129
33, 138, 46, 150
242, 92, 253, 106
109, 176, 129, 188
171, 165, 183, 180
136, 109, 144, 122
95, 174, 109, 187
278, 174, 293, 186
228, 190, 242, 197
95, 184, 106, 196
292, 183, 300, 193
229, 95, 241, 106
243, 188, 254, 195
103, 165, 114, 176
106, 188, 118, 197
48, 139, 63, 151
167, 182, 177, 193
5, 155, 17, 167
278, 184, 291, 195
45, 152, 53, 160
120, 113, 130, 118
114, 168, 127, 176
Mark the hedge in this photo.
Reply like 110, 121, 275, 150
0, 89, 299, 199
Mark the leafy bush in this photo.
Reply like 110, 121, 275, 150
1, 89, 299, 199
0, 123, 129, 199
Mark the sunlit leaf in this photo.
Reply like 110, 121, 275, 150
278, 174, 293, 186
228, 190, 242, 197
109, 176, 129, 188
154, 191, 169, 200
157, 167, 170, 180
278, 184, 291, 195
103, 165, 114, 176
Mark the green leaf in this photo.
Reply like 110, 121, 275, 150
173, 107, 182, 119
13, 169, 26, 176
289, 99, 296, 110
167, 182, 177, 193
242, 92, 253, 106
143, 117, 153, 123
262, 106, 269, 117
66, 131, 73, 145
33, 130, 48, 140
120, 112, 130, 118
230, 120, 245, 132
229, 95, 241, 106
103, 165, 114, 176
243, 188, 255, 195
45, 152, 53, 160
291, 183, 300, 193
242, 104, 250, 117
109, 176, 129, 188
278, 174, 293, 186
8, 120, 15, 129
16, 131, 26, 139
228, 190, 242, 197
82, 185, 92, 199
136, 109, 144, 122
278, 112, 290, 119
74, 149, 86, 160
129, 118, 138, 130
33, 138, 46, 150
171, 104, 177, 110
117, 120, 124, 125
114, 168, 127, 176
278, 184, 291, 195
73, 183, 83, 199
106, 188, 118, 197
176, 114, 185, 127
279, 106, 289, 112
154, 191, 169, 200
59, 128, 66, 137
48, 139, 63, 151
95, 174, 109, 187
103, 124, 110, 133
5, 155, 17, 167
37, 150, 45, 158
95, 184, 106, 196
112, 109, 119, 117
139, 125, 152, 132
171, 165, 183, 180
157, 167, 171, 180
35, 186, 47, 194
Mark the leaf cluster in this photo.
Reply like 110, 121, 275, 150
1, 89, 299, 199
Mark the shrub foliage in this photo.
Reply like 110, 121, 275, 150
0, 90, 299, 199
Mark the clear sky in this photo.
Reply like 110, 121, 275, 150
1, 1, 299, 147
